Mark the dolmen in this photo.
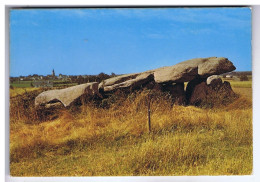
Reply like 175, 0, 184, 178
35, 57, 237, 108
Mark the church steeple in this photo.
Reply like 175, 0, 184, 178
52, 69, 55, 77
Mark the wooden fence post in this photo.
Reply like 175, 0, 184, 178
148, 91, 151, 133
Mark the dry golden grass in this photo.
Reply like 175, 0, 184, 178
10, 87, 40, 98
9, 84, 252, 176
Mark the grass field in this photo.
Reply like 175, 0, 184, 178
10, 81, 33, 88
10, 80, 78, 89
228, 80, 252, 88
9, 80, 252, 176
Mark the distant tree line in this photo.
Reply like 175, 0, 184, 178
222, 71, 250, 81
71, 72, 117, 85
239, 75, 249, 81
221, 71, 252, 77
10, 72, 118, 85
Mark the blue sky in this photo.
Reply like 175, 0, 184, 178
9, 8, 251, 77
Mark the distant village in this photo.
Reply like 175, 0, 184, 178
10, 69, 117, 88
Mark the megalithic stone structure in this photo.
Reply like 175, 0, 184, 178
35, 57, 236, 108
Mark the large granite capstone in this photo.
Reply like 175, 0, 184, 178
99, 57, 235, 91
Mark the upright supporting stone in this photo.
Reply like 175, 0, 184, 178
186, 79, 237, 107
186, 77, 206, 104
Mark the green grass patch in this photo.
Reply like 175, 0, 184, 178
11, 81, 33, 88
